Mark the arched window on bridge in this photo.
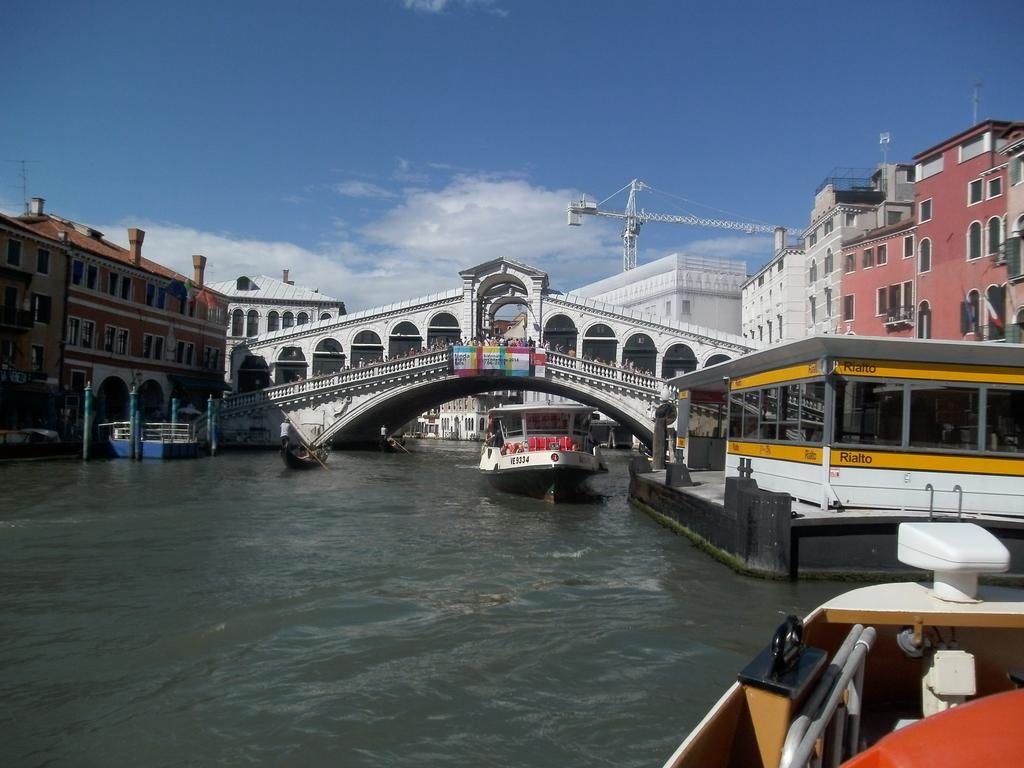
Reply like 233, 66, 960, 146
297, 312, 309, 325
351, 330, 384, 367
238, 355, 270, 392
312, 338, 346, 376
267, 311, 280, 332
246, 309, 259, 337
427, 312, 461, 347
622, 333, 657, 375
705, 353, 731, 368
389, 321, 423, 358
275, 347, 307, 384
230, 308, 244, 337
282, 311, 294, 329
582, 323, 617, 364
662, 343, 697, 378
543, 314, 577, 353
320, 312, 332, 321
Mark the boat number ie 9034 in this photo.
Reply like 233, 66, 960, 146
509, 455, 530, 465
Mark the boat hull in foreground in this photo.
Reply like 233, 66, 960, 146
479, 446, 605, 502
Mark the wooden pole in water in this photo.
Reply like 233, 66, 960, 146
82, 382, 93, 460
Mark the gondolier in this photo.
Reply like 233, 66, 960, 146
280, 421, 291, 451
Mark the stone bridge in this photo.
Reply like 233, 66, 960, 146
227, 256, 752, 393
219, 348, 671, 449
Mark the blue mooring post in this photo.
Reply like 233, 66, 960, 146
129, 386, 140, 460
208, 395, 217, 457
136, 395, 144, 460
171, 397, 179, 427
83, 382, 93, 461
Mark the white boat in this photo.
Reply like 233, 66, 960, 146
478, 404, 607, 502
662, 521, 1024, 768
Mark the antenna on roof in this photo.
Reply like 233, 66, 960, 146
2, 159, 36, 213
972, 78, 983, 124
879, 132, 891, 165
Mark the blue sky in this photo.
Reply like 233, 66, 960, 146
3, 0, 1019, 309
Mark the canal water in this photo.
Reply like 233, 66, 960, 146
2, 441, 844, 767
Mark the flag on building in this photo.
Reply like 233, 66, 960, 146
986, 291, 1004, 330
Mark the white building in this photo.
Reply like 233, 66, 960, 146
207, 269, 346, 382
570, 252, 750, 335
740, 237, 807, 348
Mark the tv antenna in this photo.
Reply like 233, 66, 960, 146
879, 132, 891, 165
972, 78, 983, 124
2, 159, 36, 213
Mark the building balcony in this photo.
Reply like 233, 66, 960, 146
0, 305, 34, 332
884, 306, 914, 328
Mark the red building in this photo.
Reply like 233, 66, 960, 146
914, 120, 1019, 341
8, 201, 229, 429
839, 218, 917, 337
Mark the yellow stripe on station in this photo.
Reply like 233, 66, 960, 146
830, 449, 1024, 476
730, 361, 822, 391
676, 437, 686, 449
834, 359, 1024, 386
678, 390, 689, 400
727, 440, 822, 465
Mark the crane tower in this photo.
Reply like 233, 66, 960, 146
568, 178, 783, 271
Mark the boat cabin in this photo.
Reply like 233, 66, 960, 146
487, 404, 597, 454
668, 336, 1024, 517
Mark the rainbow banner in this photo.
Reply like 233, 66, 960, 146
453, 346, 537, 377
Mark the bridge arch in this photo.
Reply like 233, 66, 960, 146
662, 343, 698, 378
582, 323, 617, 363
97, 375, 130, 421
238, 354, 271, 392
351, 330, 384, 367
705, 353, 731, 368
427, 312, 462, 347
389, 321, 423, 358
276, 346, 308, 384
623, 332, 657, 374
544, 314, 577, 353
312, 338, 346, 376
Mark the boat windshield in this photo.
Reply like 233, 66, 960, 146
524, 412, 570, 435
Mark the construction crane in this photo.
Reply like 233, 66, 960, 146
568, 178, 783, 271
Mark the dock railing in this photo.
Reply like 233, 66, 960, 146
102, 421, 195, 443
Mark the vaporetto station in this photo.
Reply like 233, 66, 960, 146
218, 257, 751, 447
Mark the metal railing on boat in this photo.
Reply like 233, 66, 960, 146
779, 624, 877, 768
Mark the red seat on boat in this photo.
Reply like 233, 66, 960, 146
840, 689, 1024, 768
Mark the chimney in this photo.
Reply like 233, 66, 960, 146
282, 268, 293, 285
29, 197, 45, 216
773, 226, 786, 255
128, 228, 145, 266
192, 254, 207, 287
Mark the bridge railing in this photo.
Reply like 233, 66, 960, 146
546, 350, 666, 393
222, 349, 452, 413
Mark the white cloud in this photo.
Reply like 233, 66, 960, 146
402, 0, 507, 16
333, 180, 396, 199
97, 175, 619, 311
676, 234, 776, 267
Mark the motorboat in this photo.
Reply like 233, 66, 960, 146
0, 428, 81, 461
478, 404, 607, 502
661, 521, 1023, 768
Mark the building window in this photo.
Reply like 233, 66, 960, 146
71, 260, 84, 285
115, 328, 129, 355
230, 309, 244, 337
824, 248, 833, 273
959, 135, 985, 163
31, 345, 44, 372
108, 272, 119, 296
824, 219, 834, 235
37, 248, 50, 274
320, 312, 332, 321
146, 283, 155, 306
0, 339, 12, 367
778, 257, 784, 271
968, 179, 983, 205
903, 235, 914, 259
70, 369, 87, 391
680, 299, 691, 315
877, 287, 888, 317
910, 385, 980, 450
153, 336, 164, 361
81, 320, 95, 349
877, 244, 887, 266
824, 288, 832, 317
246, 309, 259, 336
204, 346, 220, 371
919, 238, 932, 273
843, 295, 854, 321
31, 293, 51, 324
67, 317, 81, 346
120, 277, 132, 301
283, 311, 294, 328
809, 260, 817, 283
267, 311, 280, 332
6, 239, 21, 266
986, 285, 1006, 340
845, 213, 856, 227
833, 380, 903, 447
808, 231, 817, 247
86, 265, 98, 290
862, 248, 874, 269
844, 252, 855, 273
297, 312, 309, 325
988, 177, 1003, 198
809, 296, 816, 323
968, 222, 982, 260
143, 334, 154, 359
962, 290, 981, 336
104, 326, 115, 352
1012, 157, 1023, 186
920, 199, 932, 222
987, 217, 1002, 256
918, 301, 931, 339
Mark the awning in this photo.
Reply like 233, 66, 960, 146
169, 375, 233, 393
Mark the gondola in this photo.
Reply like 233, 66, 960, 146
281, 443, 328, 469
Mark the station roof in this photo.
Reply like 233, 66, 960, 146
669, 335, 1024, 392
